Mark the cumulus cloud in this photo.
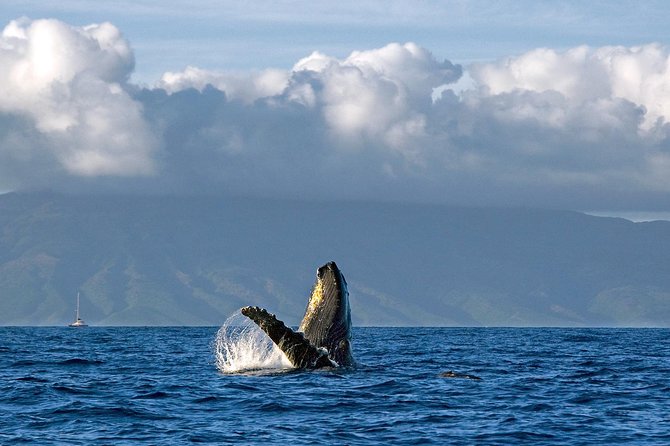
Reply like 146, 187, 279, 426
132, 42, 462, 199
141, 41, 670, 208
287, 43, 461, 157
460, 44, 670, 204
470, 44, 670, 129
158, 66, 290, 103
157, 43, 461, 160
2, 17, 670, 210
0, 18, 156, 183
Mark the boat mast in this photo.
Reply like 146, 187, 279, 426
76, 292, 80, 320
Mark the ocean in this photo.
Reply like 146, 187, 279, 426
1, 323, 669, 445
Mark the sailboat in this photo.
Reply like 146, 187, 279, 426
68, 292, 88, 327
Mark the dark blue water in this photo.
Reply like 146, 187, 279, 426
1, 327, 669, 445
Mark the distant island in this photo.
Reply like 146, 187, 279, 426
0, 192, 668, 327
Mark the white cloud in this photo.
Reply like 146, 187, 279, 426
453, 44, 670, 206
157, 42, 460, 162
288, 43, 461, 156
0, 18, 155, 179
470, 44, 670, 129
158, 66, 289, 103
2, 17, 670, 210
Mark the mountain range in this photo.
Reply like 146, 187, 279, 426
1, 192, 669, 326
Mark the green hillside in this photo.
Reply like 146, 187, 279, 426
1, 193, 669, 326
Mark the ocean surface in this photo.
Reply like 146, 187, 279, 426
1, 324, 669, 445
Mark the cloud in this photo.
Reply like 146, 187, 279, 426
132, 42, 462, 199
459, 44, 670, 205
0, 18, 156, 184
2, 17, 670, 210
470, 44, 670, 128
158, 66, 289, 104
142, 41, 670, 209
287, 43, 461, 156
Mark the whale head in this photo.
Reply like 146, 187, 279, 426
298, 261, 354, 367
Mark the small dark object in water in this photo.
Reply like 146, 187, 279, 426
440, 370, 482, 380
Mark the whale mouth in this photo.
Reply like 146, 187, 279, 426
317, 261, 347, 291
317, 262, 335, 280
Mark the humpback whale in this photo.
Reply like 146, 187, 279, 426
241, 261, 354, 369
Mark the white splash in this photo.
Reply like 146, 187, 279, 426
214, 311, 293, 374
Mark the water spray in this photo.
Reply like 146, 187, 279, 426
214, 311, 293, 374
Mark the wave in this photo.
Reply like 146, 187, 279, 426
131, 391, 170, 400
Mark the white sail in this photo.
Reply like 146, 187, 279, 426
68, 292, 88, 327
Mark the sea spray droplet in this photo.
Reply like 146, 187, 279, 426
214, 311, 293, 374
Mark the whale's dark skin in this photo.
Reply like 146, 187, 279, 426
241, 261, 354, 369
240, 306, 336, 368
440, 370, 482, 380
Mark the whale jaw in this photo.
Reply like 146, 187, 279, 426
240, 261, 354, 369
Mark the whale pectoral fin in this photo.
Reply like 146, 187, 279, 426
241, 306, 335, 369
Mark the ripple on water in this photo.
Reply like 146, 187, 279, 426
131, 391, 170, 400
2, 327, 669, 445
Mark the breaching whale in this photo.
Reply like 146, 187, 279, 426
241, 261, 354, 369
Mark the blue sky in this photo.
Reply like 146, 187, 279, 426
2, 1, 670, 217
